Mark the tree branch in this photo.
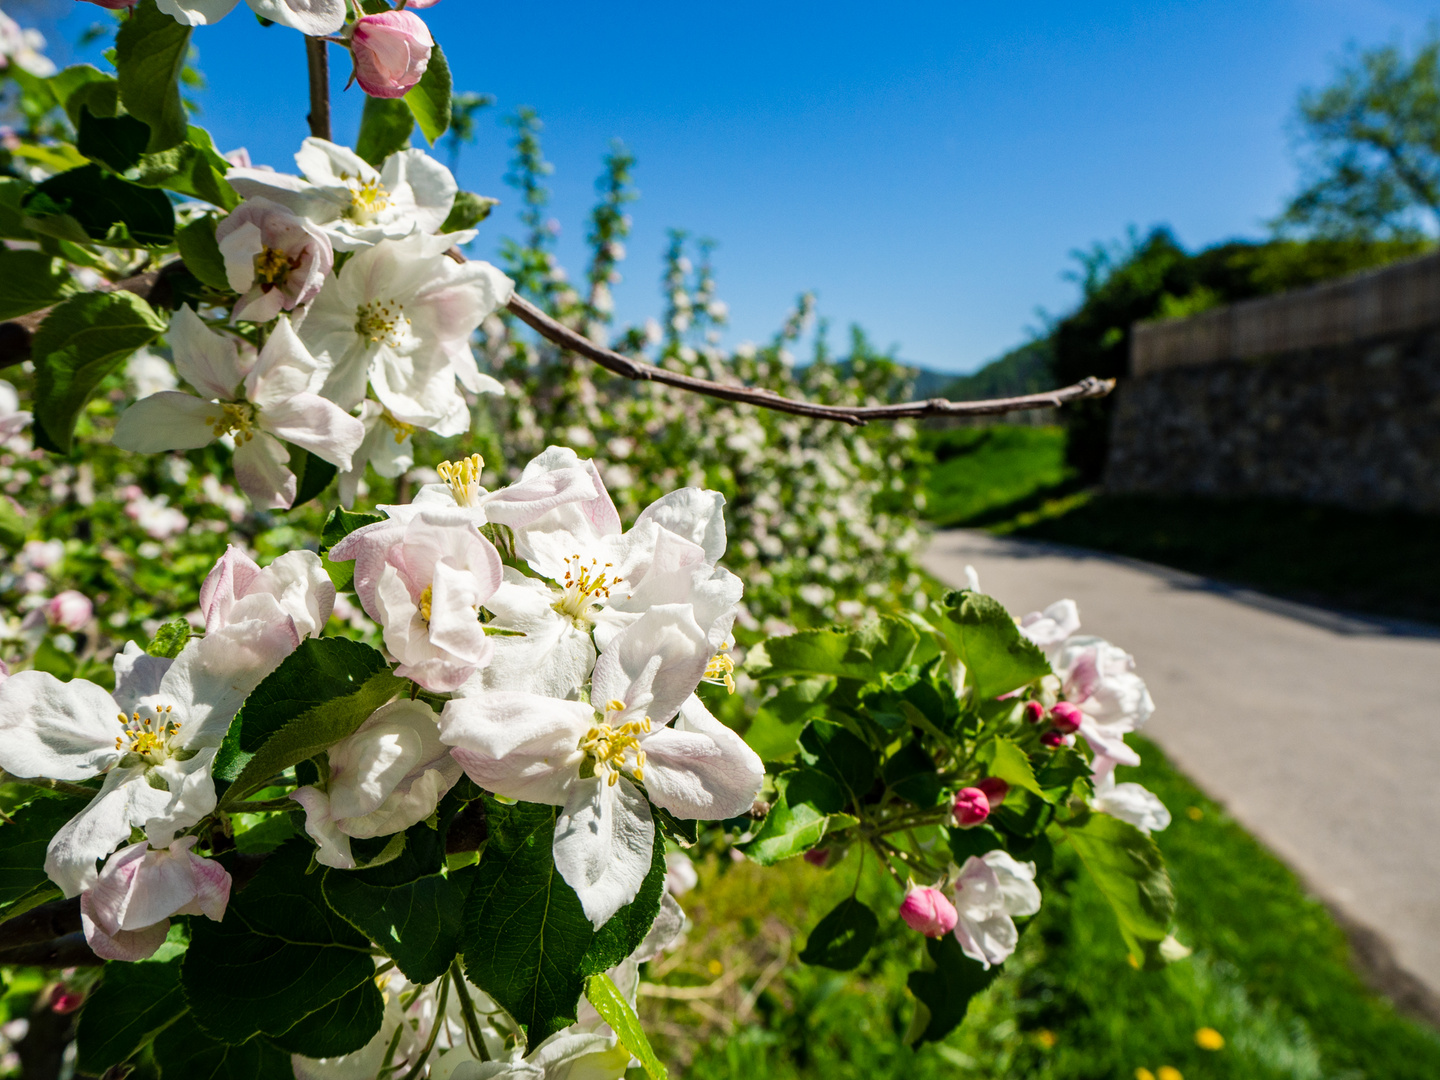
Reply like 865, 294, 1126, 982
306, 36, 332, 142
504, 293, 1114, 426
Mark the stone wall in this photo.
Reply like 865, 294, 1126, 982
1105, 327, 1440, 512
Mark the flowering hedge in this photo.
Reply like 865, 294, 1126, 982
0, 3, 1180, 1078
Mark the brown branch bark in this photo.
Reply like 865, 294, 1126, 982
0, 268, 164, 368
504, 293, 1114, 426
306, 36, 332, 142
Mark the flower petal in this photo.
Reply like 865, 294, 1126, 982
438, 692, 590, 805
113, 392, 222, 454
233, 431, 298, 510
590, 605, 710, 727
260, 393, 366, 472
639, 696, 763, 820
168, 305, 251, 399
553, 775, 654, 929
0, 670, 121, 781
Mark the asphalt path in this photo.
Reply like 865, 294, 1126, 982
923, 529, 1440, 1018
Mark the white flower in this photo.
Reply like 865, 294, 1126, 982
381, 451, 603, 532
1091, 757, 1170, 834
124, 490, 188, 540
337, 402, 416, 508
329, 511, 504, 692
155, 0, 346, 36
198, 546, 335, 641
1019, 599, 1080, 655
216, 196, 334, 323
229, 139, 457, 252
1051, 636, 1154, 767
113, 308, 365, 509
0, 11, 55, 77
0, 380, 31, 441
290, 699, 462, 869
299, 232, 513, 434
948, 850, 1041, 968
125, 349, 179, 399
0, 623, 298, 896
80, 837, 230, 961
440, 605, 763, 927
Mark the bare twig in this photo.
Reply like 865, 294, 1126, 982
504, 293, 1113, 426
0, 931, 101, 969
306, 36, 332, 142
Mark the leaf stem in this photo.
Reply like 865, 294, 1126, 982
449, 959, 490, 1062
0, 773, 96, 800
399, 970, 449, 1080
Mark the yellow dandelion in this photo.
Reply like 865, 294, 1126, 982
1157, 1068, 1183, 1080
1195, 1027, 1225, 1050
1186, 806, 1203, 821
1035, 1029, 1057, 1048
1134, 1069, 1156, 1080
706, 959, 723, 976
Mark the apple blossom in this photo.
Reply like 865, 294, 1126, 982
977, 776, 1009, 808
300, 231, 512, 434
1049, 701, 1084, 734
0, 11, 54, 76
381, 450, 604, 531
1091, 757, 1171, 834
44, 591, 91, 632
229, 139, 458, 252
949, 850, 1042, 968
79, 1, 138, 10
113, 309, 364, 509
0, 619, 298, 896
154, 0, 345, 35
337, 401, 416, 508
440, 604, 764, 927
0, 380, 31, 441
952, 787, 990, 827
125, 349, 179, 399
1019, 598, 1081, 655
1050, 635, 1155, 767
198, 546, 335, 640
350, 11, 433, 99
900, 885, 959, 937
123, 489, 187, 540
290, 699, 462, 869
80, 837, 230, 961
328, 510, 504, 692
215, 196, 333, 323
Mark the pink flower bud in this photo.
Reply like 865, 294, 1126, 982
803, 848, 830, 867
48, 986, 83, 1014
899, 886, 958, 937
1040, 730, 1067, 748
953, 787, 991, 827
407, 0, 442, 5
1050, 701, 1084, 734
977, 777, 1009, 808
46, 591, 92, 632
350, 12, 434, 99
78, 0, 139, 8
1023, 700, 1045, 724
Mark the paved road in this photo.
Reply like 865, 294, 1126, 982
923, 530, 1440, 1016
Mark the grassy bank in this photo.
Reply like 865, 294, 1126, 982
649, 737, 1440, 1078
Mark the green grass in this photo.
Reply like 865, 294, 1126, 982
920, 426, 1076, 529
652, 738, 1440, 1079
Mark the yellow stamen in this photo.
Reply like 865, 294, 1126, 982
552, 555, 623, 627
578, 706, 652, 784
207, 402, 258, 444
703, 645, 736, 693
419, 585, 433, 623
436, 454, 485, 507
380, 411, 416, 445
253, 246, 293, 288
346, 176, 392, 222
354, 299, 412, 348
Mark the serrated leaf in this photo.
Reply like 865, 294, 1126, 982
461, 800, 595, 1044
115, 0, 192, 153
581, 828, 666, 976
750, 617, 918, 681
976, 736, 1044, 798
23, 164, 176, 247
584, 973, 668, 1080
906, 933, 999, 1045
1061, 807, 1175, 969
0, 794, 90, 917
1036, 746, 1093, 802
798, 720, 875, 802
146, 616, 191, 659
181, 842, 382, 1049
30, 290, 167, 454
176, 214, 231, 291
404, 42, 451, 144
799, 896, 878, 971
265, 980, 385, 1057
77, 107, 151, 173
736, 768, 847, 865
940, 591, 1050, 700
150, 1011, 293, 1079
945, 822, 1005, 864
356, 95, 413, 167
0, 248, 72, 320
881, 740, 944, 806
130, 127, 241, 210
215, 637, 404, 804
74, 957, 185, 1075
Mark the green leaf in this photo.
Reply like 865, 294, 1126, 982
75, 957, 185, 1075
736, 768, 852, 866
404, 41, 452, 144
181, 842, 383, 1049
441, 191, 498, 234
799, 896, 878, 971
77, 107, 151, 173
1061, 807, 1175, 968
0, 248, 72, 320
940, 590, 1050, 700
150, 1011, 292, 1080
266, 980, 386, 1057
176, 214, 230, 291
287, 447, 337, 510
324, 856, 476, 985
461, 800, 595, 1044
146, 616, 192, 659
976, 736, 1044, 798
881, 740, 944, 807
0, 499, 25, 552
798, 720, 875, 802
584, 973, 669, 1080
115, 0, 193, 153
320, 507, 383, 591
0, 178, 34, 240
215, 637, 404, 804
356, 95, 413, 167
24, 164, 176, 247
906, 934, 999, 1045
582, 828, 667, 976
130, 127, 241, 210
750, 617, 918, 682
1036, 746, 1094, 803
0, 795, 90, 919
31, 290, 168, 454
48, 65, 119, 126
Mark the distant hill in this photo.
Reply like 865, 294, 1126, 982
934, 338, 1055, 401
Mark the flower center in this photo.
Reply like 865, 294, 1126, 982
354, 299, 415, 350
703, 646, 736, 693
418, 584, 433, 623
436, 454, 485, 507
114, 706, 181, 763
208, 402, 258, 444
345, 177, 392, 223
579, 703, 651, 785
253, 245, 293, 289
552, 555, 623, 628
381, 411, 416, 445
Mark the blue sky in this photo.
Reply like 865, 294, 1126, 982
20, 0, 1440, 373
